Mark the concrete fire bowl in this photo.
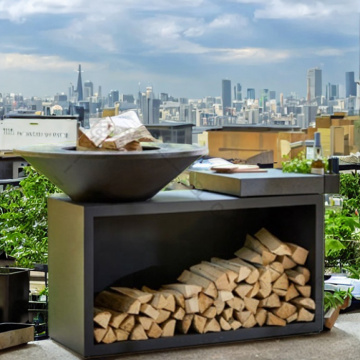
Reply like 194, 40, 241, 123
14, 142, 207, 202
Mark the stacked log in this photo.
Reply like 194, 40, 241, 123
93, 228, 314, 343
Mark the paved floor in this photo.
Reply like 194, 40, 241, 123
2, 311, 360, 360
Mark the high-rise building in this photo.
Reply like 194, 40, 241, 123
76, 64, 83, 101
307, 68, 322, 103
269, 91, 276, 100
222, 79, 232, 115
108, 90, 119, 107
247, 88, 255, 100
234, 83, 242, 101
84, 81, 94, 99
141, 86, 160, 124
345, 71, 357, 97
326, 83, 339, 101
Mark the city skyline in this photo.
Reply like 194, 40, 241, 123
0, 1, 359, 99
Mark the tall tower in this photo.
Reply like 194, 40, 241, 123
222, 79, 231, 116
345, 72, 356, 97
307, 68, 322, 104
76, 64, 83, 101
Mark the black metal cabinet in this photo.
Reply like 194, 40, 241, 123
48, 190, 324, 358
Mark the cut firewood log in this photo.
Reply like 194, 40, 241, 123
100, 308, 128, 329
259, 293, 281, 308
257, 282, 272, 299
129, 324, 148, 340
254, 228, 292, 256
276, 255, 297, 270
219, 316, 232, 331
198, 292, 214, 313
234, 310, 251, 324
286, 312, 298, 323
192, 314, 207, 334
161, 292, 176, 312
273, 273, 289, 291
202, 306, 217, 319
244, 297, 259, 315
285, 269, 306, 286
94, 327, 107, 343
214, 299, 226, 315
234, 247, 263, 265
149, 292, 168, 310
146, 322, 162, 339
111, 287, 153, 304
190, 263, 233, 291
272, 288, 287, 297
228, 318, 242, 330
268, 261, 285, 281
285, 242, 309, 265
159, 288, 185, 308
229, 258, 260, 284
177, 269, 218, 299
222, 307, 234, 322
285, 283, 300, 302
136, 316, 153, 331
226, 297, 245, 311
291, 297, 316, 310
204, 318, 221, 333
217, 290, 234, 302
201, 261, 238, 289
185, 295, 200, 314
114, 328, 129, 341
294, 266, 311, 284
234, 283, 254, 299
255, 308, 267, 327
172, 306, 186, 320
255, 267, 272, 298
93, 308, 112, 329
296, 285, 311, 298
102, 326, 117, 344
140, 303, 160, 320
243, 314, 257, 328
161, 319, 176, 337
266, 312, 286, 326
244, 234, 277, 265
271, 302, 297, 319
95, 290, 141, 314
162, 283, 202, 298
119, 315, 135, 333
210, 257, 251, 283
155, 309, 171, 324
177, 314, 193, 334
297, 307, 315, 322
235, 310, 256, 328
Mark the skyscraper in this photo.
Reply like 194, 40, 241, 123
76, 64, 83, 101
222, 79, 231, 115
84, 81, 94, 99
345, 71, 357, 97
306, 68, 322, 103
247, 88, 255, 100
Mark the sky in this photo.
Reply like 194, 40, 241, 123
0, 0, 359, 100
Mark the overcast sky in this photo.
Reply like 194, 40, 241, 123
0, 0, 359, 100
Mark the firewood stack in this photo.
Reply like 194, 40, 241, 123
93, 228, 315, 344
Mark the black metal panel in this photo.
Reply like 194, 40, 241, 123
48, 190, 324, 358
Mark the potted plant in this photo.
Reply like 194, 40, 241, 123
324, 287, 353, 330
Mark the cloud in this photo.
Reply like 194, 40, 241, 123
0, 52, 94, 71
210, 47, 291, 64
251, 0, 359, 19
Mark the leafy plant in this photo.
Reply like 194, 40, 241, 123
0, 166, 62, 268
282, 152, 312, 174
324, 287, 353, 313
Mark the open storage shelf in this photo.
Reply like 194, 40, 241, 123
48, 190, 324, 358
